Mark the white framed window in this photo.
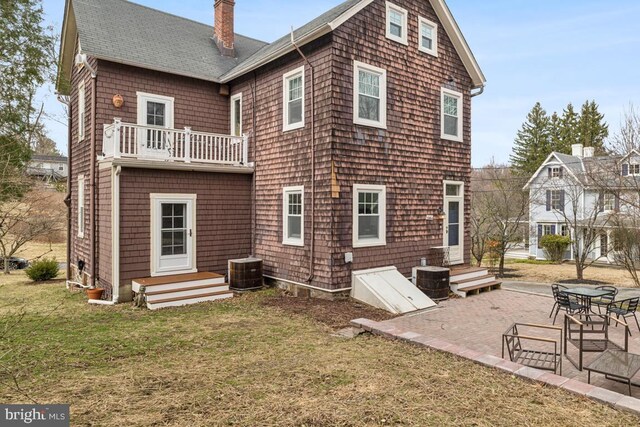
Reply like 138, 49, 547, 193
550, 190, 563, 210
78, 81, 86, 141
549, 166, 563, 178
353, 61, 387, 129
353, 184, 386, 248
78, 175, 85, 239
230, 93, 242, 137
441, 88, 463, 141
136, 92, 175, 128
604, 193, 615, 211
282, 66, 305, 131
631, 164, 640, 175
385, 2, 408, 45
418, 17, 438, 56
283, 186, 304, 246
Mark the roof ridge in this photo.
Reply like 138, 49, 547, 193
89, 0, 267, 44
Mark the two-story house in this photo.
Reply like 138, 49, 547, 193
56, 0, 485, 306
525, 144, 640, 262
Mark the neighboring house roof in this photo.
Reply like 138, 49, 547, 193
524, 150, 640, 191
58, 0, 486, 92
31, 155, 68, 162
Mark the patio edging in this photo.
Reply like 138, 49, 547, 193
350, 317, 640, 417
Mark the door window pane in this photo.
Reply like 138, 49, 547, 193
445, 184, 460, 196
161, 203, 187, 256
448, 201, 460, 246
147, 101, 165, 126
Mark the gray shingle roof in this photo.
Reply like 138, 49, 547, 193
73, 0, 268, 82
221, 0, 364, 81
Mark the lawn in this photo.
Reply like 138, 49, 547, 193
1, 272, 638, 426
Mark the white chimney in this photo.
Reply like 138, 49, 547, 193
583, 147, 595, 158
571, 144, 584, 157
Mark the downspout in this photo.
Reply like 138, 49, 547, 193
111, 165, 121, 303
76, 56, 98, 288
250, 72, 258, 257
291, 29, 316, 283
57, 94, 72, 280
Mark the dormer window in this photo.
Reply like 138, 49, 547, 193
386, 2, 408, 45
548, 166, 563, 178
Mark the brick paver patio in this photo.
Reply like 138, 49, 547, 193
377, 289, 640, 396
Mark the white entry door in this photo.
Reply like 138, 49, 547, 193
137, 92, 174, 160
443, 181, 464, 265
151, 194, 196, 276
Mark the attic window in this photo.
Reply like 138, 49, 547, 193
386, 2, 408, 45
623, 163, 640, 176
418, 17, 438, 56
548, 167, 563, 178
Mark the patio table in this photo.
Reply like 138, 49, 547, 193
562, 287, 615, 314
585, 349, 640, 396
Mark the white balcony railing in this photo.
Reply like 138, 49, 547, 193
102, 118, 249, 166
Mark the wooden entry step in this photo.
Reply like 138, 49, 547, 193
131, 271, 232, 310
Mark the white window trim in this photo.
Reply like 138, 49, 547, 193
282, 186, 304, 246
550, 166, 562, 178
629, 163, 640, 176
77, 174, 85, 239
418, 16, 438, 56
78, 81, 85, 141
149, 193, 197, 277
282, 66, 305, 132
441, 88, 463, 142
353, 184, 387, 248
136, 92, 175, 128
353, 60, 388, 129
385, 2, 408, 45
230, 92, 242, 137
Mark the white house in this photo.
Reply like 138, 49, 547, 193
524, 144, 640, 262
27, 155, 68, 181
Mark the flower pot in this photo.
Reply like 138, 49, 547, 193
86, 288, 104, 300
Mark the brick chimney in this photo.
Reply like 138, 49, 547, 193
214, 0, 235, 57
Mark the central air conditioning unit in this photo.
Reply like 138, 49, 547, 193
228, 257, 263, 291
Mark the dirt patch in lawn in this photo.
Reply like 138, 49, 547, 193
261, 290, 396, 329
499, 260, 639, 287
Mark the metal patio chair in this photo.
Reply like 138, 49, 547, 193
553, 291, 588, 325
549, 284, 568, 318
607, 297, 640, 335
591, 286, 618, 314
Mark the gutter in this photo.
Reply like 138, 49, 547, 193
470, 85, 484, 97
291, 29, 316, 283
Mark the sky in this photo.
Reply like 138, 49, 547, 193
39, 0, 640, 166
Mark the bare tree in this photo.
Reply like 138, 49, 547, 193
608, 104, 640, 155
471, 165, 530, 276
0, 187, 65, 273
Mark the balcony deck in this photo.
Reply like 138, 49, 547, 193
101, 119, 252, 172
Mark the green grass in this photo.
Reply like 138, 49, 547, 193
1, 271, 638, 426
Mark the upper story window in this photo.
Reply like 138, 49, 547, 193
386, 2, 408, 45
546, 189, 564, 211
283, 186, 304, 246
548, 166, 563, 178
599, 191, 617, 212
353, 61, 387, 129
622, 163, 640, 176
230, 93, 242, 137
283, 66, 305, 131
441, 88, 463, 141
418, 17, 438, 56
353, 184, 387, 248
78, 81, 86, 141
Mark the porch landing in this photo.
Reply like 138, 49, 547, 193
132, 272, 233, 310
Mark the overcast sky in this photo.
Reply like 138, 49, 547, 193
40, 0, 640, 166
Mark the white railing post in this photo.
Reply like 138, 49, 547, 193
242, 133, 249, 165
184, 127, 192, 163
113, 118, 122, 159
